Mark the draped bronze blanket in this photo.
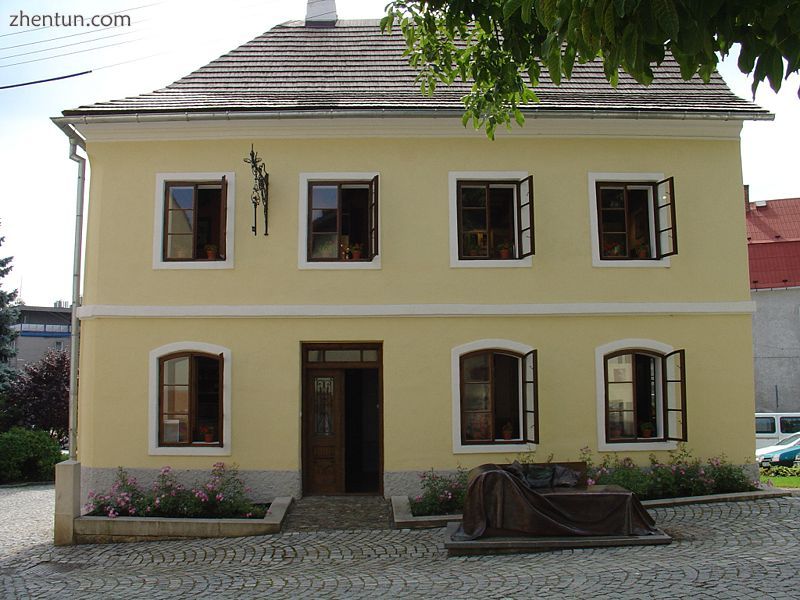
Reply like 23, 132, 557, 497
452, 464, 659, 541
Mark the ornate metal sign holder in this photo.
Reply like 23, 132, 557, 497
244, 145, 269, 235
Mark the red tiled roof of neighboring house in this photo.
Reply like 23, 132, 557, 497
62, 20, 769, 119
746, 198, 800, 289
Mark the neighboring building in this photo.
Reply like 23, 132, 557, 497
10, 305, 71, 370
747, 197, 800, 413
54, 4, 769, 503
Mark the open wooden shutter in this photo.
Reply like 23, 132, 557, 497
217, 352, 224, 445
663, 349, 687, 442
516, 175, 534, 258
654, 177, 677, 258
219, 176, 228, 259
523, 350, 539, 443
368, 175, 379, 260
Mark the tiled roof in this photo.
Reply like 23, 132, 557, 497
64, 20, 768, 118
747, 199, 800, 289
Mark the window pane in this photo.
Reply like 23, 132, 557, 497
461, 209, 487, 231
463, 383, 490, 411
163, 357, 189, 385
167, 234, 193, 260
162, 415, 189, 443
362, 349, 378, 362
162, 385, 189, 414
194, 355, 220, 443
312, 209, 337, 232
780, 417, 800, 434
307, 350, 324, 362
600, 188, 624, 209
325, 349, 361, 362
311, 233, 339, 258
608, 382, 633, 411
493, 353, 520, 439
607, 355, 633, 383
314, 376, 334, 435
463, 353, 489, 381
311, 185, 338, 209
461, 186, 486, 208
464, 412, 491, 441
755, 417, 776, 434
169, 187, 194, 211
168, 208, 194, 235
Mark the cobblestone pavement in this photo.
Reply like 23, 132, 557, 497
2, 485, 799, 599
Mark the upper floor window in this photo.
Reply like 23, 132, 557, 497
159, 352, 222, 447
456, 178, 534, 261
163, 178, 227, 261
154, 172, 235, 270
459, 349, 537, 445
595, 178, 676, 261
307, 178, 378, 262
604, 348, 686, 444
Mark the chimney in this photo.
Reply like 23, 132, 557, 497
744, 184, 750, 212
306, 0, 337, 26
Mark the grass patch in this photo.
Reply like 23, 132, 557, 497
761, 475, 800, 488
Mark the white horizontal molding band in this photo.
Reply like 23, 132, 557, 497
77, 302, 756, 320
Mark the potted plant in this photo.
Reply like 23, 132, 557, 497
349, 243, 363, 260
497, 243, 512, 260
632, 241, 650, 258
501, 421, 514, 440
204, 244, 217, 260
640, 422, 655, 438
199, 425, 215, 443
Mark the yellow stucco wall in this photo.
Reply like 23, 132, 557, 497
81, 135, 751, 306
76, 128, 756, 479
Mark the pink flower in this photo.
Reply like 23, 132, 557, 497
587, 478, 596, 486
216, 493, 224, 502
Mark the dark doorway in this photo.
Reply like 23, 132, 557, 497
302, 343, 382, 495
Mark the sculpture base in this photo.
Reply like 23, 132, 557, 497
444, 522, 672, 556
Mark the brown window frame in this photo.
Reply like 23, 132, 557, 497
456, 178, 535, 261
162, 177, 227, 262
459, 349, 538, 445
307, 178, 379, 262
596, 178, 676, 261
604, 348, 687, 444
158, 351, 223, 447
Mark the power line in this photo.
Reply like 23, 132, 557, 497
0, 37, 146, 68
0, 70, 92, 90
0, 30, 136, 61
0, 25, 117, 51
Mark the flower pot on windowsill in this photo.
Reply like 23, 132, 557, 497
351, 251, 362, 260
499, 249, 511, 260
204, 244, 218, 260
204, 434, 215, 443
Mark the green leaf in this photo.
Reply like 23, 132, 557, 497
652, 0, 679, 38
504, 0, 524, 21
603, 2, 616, 40
614, 0, 627, 18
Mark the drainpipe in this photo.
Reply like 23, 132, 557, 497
67, 140, 85, 461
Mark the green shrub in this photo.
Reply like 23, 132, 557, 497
760, 465, 800, 478
409, 468, 468, 516
0, 427, 62, 483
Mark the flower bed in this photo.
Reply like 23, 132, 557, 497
77, 463, 292, 543
85, 463, 266, 519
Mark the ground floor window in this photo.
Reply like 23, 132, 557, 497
159, 352, 222, 446
604, 349, 686, 443
459, 349, 537, 445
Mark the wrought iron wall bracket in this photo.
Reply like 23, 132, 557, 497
244, 145, 269, 235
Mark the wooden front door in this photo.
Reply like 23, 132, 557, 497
303, 370, 344, 494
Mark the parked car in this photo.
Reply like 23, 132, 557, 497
756, 432, 800, 460
759, 439, 800, 468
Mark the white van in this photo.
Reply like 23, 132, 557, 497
755, 413, 800, 449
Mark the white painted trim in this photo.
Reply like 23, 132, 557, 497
448, 171, 533, 268
77, 301, 756, 320
451, 339, 536, 454
595, 338, 678, 452
297, 172, 381, 270
148, 341, 232, 456
588, 172, 671, 268
70, 118, 745, 143
152, 172, 236, 270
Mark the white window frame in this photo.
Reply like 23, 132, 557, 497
153, 172, 236, 270
449, 171, 533, 268
451, 339, 536, 454
595, 338, 678, 452
298, 172, 381, 270
588, 172, 671, 268
148, 341, 232, 456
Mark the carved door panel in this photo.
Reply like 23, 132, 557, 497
304, 370, 344, 494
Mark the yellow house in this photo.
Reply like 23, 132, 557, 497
54, 7, 769, 505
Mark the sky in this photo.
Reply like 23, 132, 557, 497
0, 0, 798, 307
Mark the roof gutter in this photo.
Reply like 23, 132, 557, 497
52, 106, 774, 129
